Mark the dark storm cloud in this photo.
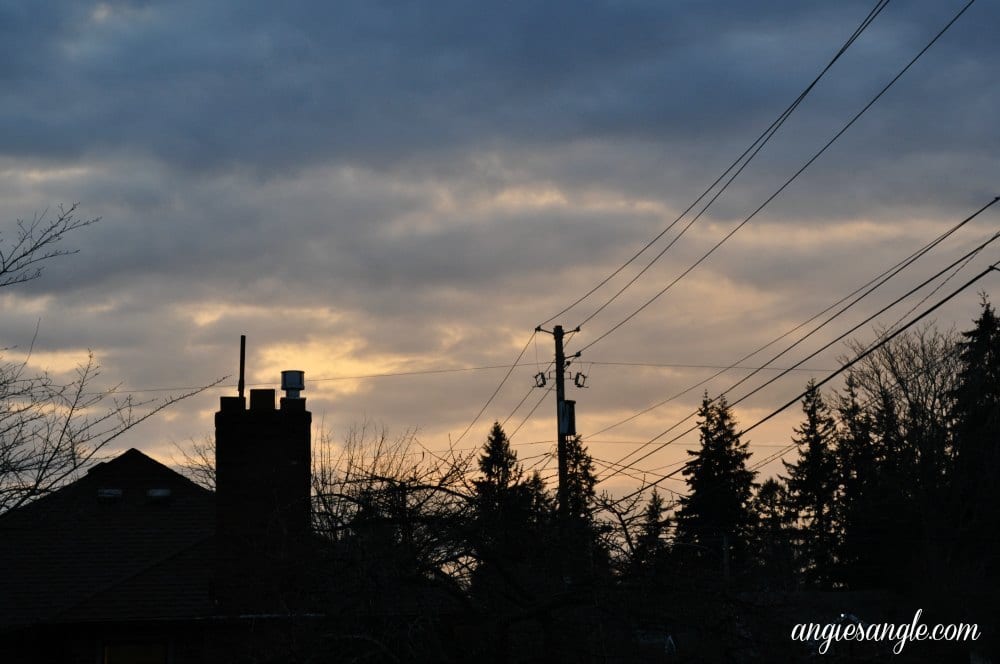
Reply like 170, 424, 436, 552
2, 0, 993, 182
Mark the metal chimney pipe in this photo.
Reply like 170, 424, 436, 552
281, 370, 305, 399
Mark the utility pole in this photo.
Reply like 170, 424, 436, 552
536, 325, 582, 519
554, 325, 568, 518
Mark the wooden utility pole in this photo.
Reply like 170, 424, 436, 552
554, 325, 568, 518
537, 325, 580, 519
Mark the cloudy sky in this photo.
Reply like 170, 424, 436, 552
1, 0, 996, 497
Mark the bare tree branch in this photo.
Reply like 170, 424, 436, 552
1, 205, 222, 511
0, 350, 224, 512
0, 204, 99, 289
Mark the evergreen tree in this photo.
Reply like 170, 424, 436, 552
833, 373, 880, 588
950, 297, 1000, 487
868, 385, 919, 590
523, 469, 555, 525
474, 421, 525, 530
753, 478, 789, 536
470, 423, 528, 574
748, 478, 795, 589
622, 490, 673, 640
945, 297, 1000, 627
478, 422, 520, 486
675, 394, 756, 574
631, 490, 669, 575
557, 434, 608, 584
832, 381, 920, 591
469, 423, 543, 658
834, 325, 958, 590
782, 380, 838, 586
563, 434, 597, 521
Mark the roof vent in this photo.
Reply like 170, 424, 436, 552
97, 488, 123, 502
146, 488, 172, 501
281, 370, 305, 399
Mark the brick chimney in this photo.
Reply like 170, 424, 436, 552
214, 372, 312, 614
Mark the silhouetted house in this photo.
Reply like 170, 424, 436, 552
0, 380, 318, 664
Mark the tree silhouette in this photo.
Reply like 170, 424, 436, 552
630, 490, 669, 576
782, 380, 838, 586
473, 422, 525, 530
675, 394, 756, 575
950, 297, 1000, 495
945, 297, 1000, 636
867, 385, 920, 590
562, 434, 597, 522
832, 374, 880, 588
748, 478, 795, 589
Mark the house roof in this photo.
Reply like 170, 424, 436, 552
0, 449, 216, 626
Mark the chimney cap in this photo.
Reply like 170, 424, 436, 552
281, 370, 305, 399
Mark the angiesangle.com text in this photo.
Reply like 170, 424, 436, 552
791, 609, 979, 655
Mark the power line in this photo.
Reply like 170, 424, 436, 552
597, 224, 1000, 484
571, 2, 894, 332
525, 450, 555, 475
23, 359, 549, 396
611, 255, 999, 504
587, 439, 793, 448
451, 330, 536, 446
591, 197, 998, 476
537, 0, 892, 329
590, 456, 661, 486
501, 384, 539, 429
881, 236, 987, 339
717, 344, 967, 476
741, 348, 964, 476
501, 359, 555, 428
509, 383, 554, 440
587, 361, 836, 372
743, 264, 997, 438
575, 0, 976, 356
309, 362, 540, 383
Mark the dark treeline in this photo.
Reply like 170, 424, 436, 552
280, 300, 1000, 662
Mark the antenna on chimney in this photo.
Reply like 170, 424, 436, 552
238, 335, 246, 399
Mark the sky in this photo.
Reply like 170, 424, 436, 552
1, 0, 997, 498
